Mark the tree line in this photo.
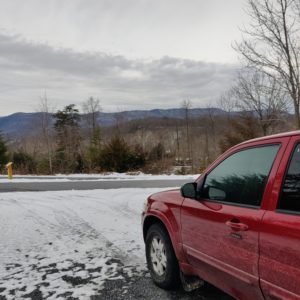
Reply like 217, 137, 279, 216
0, 97, 176, 174
0, 98, 293, 175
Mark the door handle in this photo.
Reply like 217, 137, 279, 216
225, 219, 249, 231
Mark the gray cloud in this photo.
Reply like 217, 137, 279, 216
0, 33, 239, 115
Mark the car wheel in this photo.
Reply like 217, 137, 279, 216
145, 223, 180, 289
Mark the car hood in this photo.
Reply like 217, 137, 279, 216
148, 188, 183, 206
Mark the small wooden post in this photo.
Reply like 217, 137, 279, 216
6, 162, 13, 180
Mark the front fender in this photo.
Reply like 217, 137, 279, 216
143, 201, 188, 264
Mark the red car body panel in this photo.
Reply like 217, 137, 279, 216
143, 189, 187, 261
259, 135, 300, 300
142, 132, 300, 300
181, 198, 265, 300
259, 211, 300, 300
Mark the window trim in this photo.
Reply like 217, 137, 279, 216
276, 141, 300, 215
201, 198, 261, 209
200, 143, 281, 209
276, 209, 300, 216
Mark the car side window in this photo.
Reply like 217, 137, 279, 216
201, 145, 280, 207
278, 143, 300, 213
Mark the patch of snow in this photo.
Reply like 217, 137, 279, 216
0, 173, 199, 183
0, 188, 174, 299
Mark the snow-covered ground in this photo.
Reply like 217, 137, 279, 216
0, 188, 174, 299
0, 172, 198, 183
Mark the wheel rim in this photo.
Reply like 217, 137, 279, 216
150, 236, 167, 276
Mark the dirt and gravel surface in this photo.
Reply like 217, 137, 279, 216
97, 272, 233, 300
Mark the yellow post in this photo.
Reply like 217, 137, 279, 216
6, 162, 13, 180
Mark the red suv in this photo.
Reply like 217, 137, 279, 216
142, 131, 300, 300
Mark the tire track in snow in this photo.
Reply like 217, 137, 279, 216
0, 189, 164, 299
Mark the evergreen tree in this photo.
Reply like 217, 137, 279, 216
53, 104, 82, 172
148, 142, 164, 162
87, 126, 102, 170
0, 133, 7, 169
100, 136, 145, 172
12, 150, 36, 173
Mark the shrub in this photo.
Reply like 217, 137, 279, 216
99, 137, 145, 172
12, 150, 36, 174
0, 133, 8, 170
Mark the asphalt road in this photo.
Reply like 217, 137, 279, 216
0, 179, 190, 192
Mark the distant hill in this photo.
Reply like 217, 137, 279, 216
0, 108, 225, 137
0, 113, 43, 136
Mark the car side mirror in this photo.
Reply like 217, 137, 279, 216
181, 182, 197, 199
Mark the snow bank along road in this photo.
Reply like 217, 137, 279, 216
0, 188, 230, 300
0, 174, 196, 192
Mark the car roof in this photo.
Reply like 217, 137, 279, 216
238, 130, 300, 146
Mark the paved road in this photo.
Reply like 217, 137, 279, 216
0, 179, 190, 192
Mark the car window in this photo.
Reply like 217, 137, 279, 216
278, 143, 300, 213
202, 145, 280, 207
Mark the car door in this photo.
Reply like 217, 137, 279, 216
259, 137, 300, 300
181, 138, 289, 300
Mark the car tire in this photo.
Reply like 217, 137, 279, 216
145, 223, 180, 289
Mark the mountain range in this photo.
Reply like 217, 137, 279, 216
0, 108, 225, 137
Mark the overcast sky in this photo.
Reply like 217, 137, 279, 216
0, 0, 248, 116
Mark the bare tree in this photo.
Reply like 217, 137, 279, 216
235, 0, 300, 127
38, 94, 54, 174
219, 112, 261, 152
82, 97, 101, 136
113, 110, 126, 136
175, 120, 180, 158
218, 89, 237, 122
181, 99, 193, 168
233, 69, 288, 135
295, 0, 300, 18
205, 105, 218, 160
